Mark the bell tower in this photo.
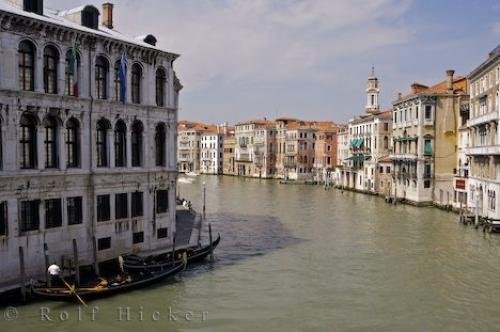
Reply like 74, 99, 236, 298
366, 66, 380, 114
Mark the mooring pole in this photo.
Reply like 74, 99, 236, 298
44, 243, 50, 287
72, 239, 80, 287
171, 231, 176, 262
92, 236, 100, 275
459, 199, 463, 223
209, 223, 214, 262
19, 246, 26, 303
203, 181, 206, 220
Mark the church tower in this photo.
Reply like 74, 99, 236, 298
366, 66, 380, 114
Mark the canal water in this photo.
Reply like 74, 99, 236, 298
5, 175, 500, 331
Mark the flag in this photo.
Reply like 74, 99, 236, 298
71, 41, 79, 97
119, 51, 127, 103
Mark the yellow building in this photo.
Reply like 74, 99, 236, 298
391, 70, 469, 206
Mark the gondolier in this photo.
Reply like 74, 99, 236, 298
47, 263, 61, 287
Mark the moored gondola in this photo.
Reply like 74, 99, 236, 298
123, 233, 221, 271
31, 261, 185, 302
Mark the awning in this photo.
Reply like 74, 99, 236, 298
350, 138, 364, 148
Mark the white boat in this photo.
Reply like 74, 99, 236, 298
178, 177, 194, 184
185, 171, 199, 177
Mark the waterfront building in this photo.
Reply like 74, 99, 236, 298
282, 121, 316, 180
0, 0, 181, 288
376, 156, 393, 197
333, 125, 349, 185
465, 45, 500, 219
337, 70, 392, 193
222, 130, 236, 175
453, 101, 470, 209
312, 122, 338, 183
200, 128, 224, 174
275, 118, 298, 179
177, 121, 204, 173
391, 70, 469, 206
234, 119, 276, 178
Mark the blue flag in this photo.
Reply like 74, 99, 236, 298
119, 52, 127, 103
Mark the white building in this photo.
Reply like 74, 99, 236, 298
336, 69, 392, 193
0, 0, 181, 290
200, 131, 224, 174
177, 121, 202, 173
466, 45, 500, 220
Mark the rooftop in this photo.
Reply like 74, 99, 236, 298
0, 1, 178, 57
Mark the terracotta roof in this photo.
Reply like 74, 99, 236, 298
235, 119, 273, 126
177, 121, 219, 133
396, 75, 468, 101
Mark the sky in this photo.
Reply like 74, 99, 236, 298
45, 0, 500, 124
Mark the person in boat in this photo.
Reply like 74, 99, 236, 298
47, 263, 61, 287
118, 255, 124, 273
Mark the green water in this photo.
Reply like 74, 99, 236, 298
4, 175, 500, 331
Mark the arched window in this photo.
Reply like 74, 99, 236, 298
43, 46, 58, 94
65, 118, 80, 168
131, 63, 142, 104
65, 49, 79, 96
114, 120, 127, 167
44, 116, 58, 168
95, 56, 108, 99
156, 68, 166, 107
96, 119, 110, 167
20, 114, 37, 169
19, 41, 35, 91
155, 123, 166, 166
384, 136, 389, 149
131, 121, 143, 167
114, 60, 121, 102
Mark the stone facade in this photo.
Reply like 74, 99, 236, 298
391, 71, 468, 206
222, 134, 236, 175
200, 131, 224, 174
465, 45, 500, 219
335, 70, 392, 194
0, 1, 180, 287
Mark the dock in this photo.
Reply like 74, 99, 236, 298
0, 204, 202, 301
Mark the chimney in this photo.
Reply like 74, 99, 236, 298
102, 3, 114, 29
446, 69, 455, 90
397, 92, 402, 100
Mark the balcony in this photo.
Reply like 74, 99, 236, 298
465, 145, 500, 156
236, 153, 251, 162
284, 161, 297, 168
390, 153, 417, 161
467, 110, 498, 127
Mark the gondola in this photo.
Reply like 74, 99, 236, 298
123, 233, 221, 271
31, 261, 185, 302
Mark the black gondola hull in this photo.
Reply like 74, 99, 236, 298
31, 262, 185, 302
123, 234, 220, 271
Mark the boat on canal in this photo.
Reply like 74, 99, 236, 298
31, 261, 185, 302
123, 233, 221, 271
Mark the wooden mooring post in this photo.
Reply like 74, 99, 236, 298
92, 236, 100, 275
72, 239, 80, 287
18, 246, 27, 303
171, 231, 176, 262
209, 223, 214, 262
459, 199, 463, 223
44, 243, 50, 287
